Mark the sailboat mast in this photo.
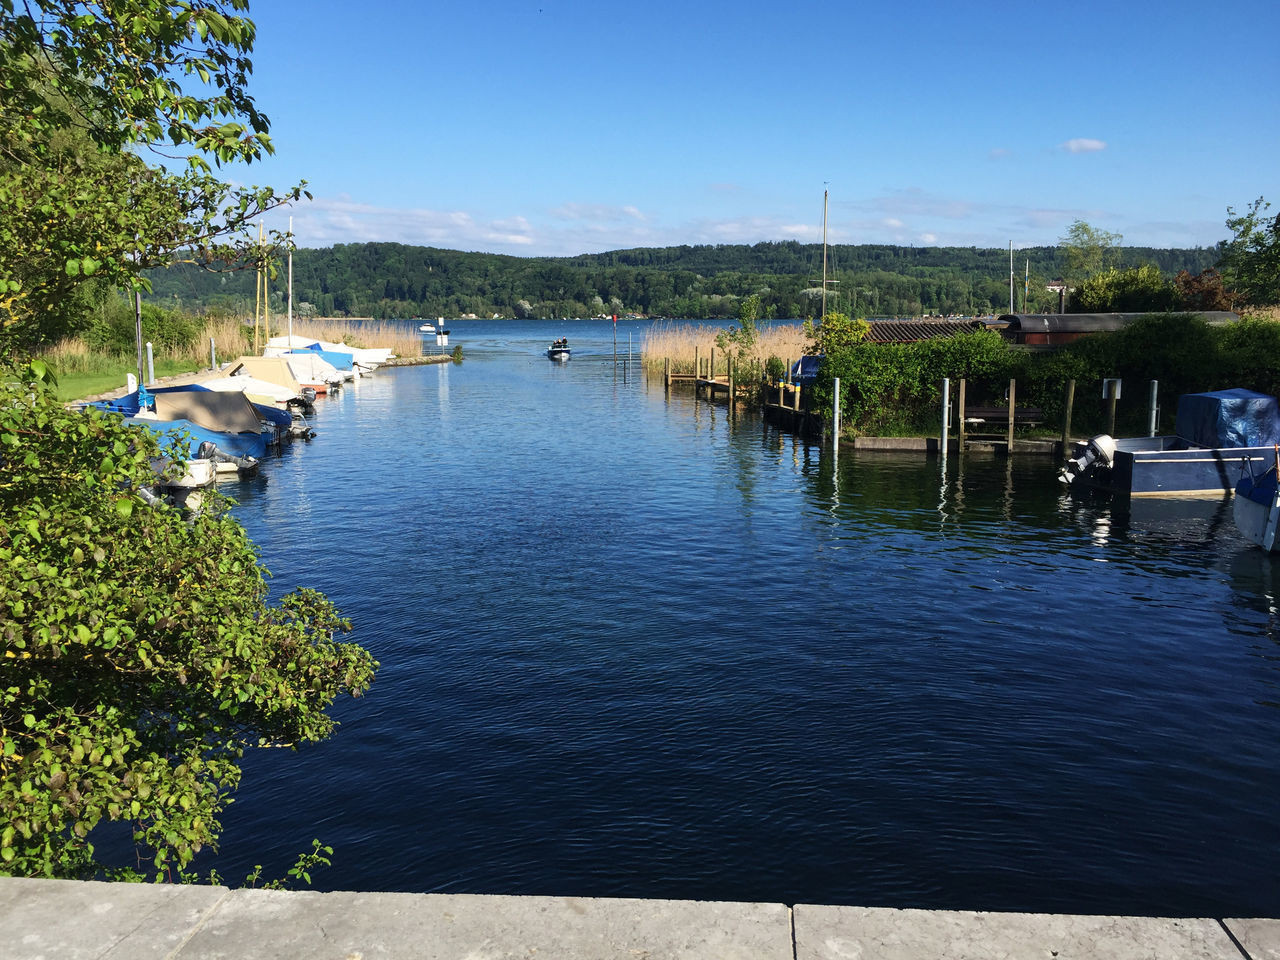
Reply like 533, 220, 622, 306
821, 189, 829, 320
287, 216, 294, 342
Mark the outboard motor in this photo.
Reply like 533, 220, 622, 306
195, 440, 260, 477
1059, 434, 1118, 485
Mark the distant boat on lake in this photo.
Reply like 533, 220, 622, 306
547, 338, 571, 361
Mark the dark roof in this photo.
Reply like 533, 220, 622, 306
866, 319, 982, 343
1000, 311, 1240, 334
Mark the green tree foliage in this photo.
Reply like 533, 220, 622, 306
1060, 219, 1124, 281
714, 293, 760, 375
143, 241, 1222, 322
0, 1, 307, 351
0, 364, 378, 878
803, 311, 870, 354
1076, 264, 1177, 312
1219, 198, 1280, 306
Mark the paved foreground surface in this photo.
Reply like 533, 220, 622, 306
2, 877, 1277, 959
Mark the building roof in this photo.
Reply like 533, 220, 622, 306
866, 319, 983, 343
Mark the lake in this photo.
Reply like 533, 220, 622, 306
211, 318, 1280, 917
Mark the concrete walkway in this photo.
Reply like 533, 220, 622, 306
2, 878, 1277, 959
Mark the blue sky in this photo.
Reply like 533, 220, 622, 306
236, 0, 1279, 256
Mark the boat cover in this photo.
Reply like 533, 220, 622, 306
1175, 388, 1280, 449
790, 355, 822, 383
152, 389, 263, 435
224, 356, 304, 394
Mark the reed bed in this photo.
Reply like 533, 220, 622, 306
284, 317, 423, 357
642, 322, 811, 376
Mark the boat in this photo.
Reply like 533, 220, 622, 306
1233, 448, 1280, 551
90, 386, 272, 470
547, 338, 571, 361
418, 321, 437, 334
1061, 388, 1280, 497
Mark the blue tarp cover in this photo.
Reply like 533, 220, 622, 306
1175, 388, 1280, 449
790, 356, 822, 383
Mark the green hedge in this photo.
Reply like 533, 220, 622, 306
815, 314, 1280, 438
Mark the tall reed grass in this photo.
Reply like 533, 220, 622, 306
642, 322, 811, 376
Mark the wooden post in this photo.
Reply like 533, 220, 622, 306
694, 346, 701, 399
778, 380, 784, 408
1006, 378, 1016, 454
728, 357, 735, 416
794, 384, 802, 412
957, 378, 967, 453
1061, 379, 1076, 459
709, 346, 716, 384
664, 356, 671, 393
1106, 381, 1118, 435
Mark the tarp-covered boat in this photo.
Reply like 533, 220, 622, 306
1062, 388, 1280, 497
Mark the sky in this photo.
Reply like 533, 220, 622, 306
231, 0, 1280, 257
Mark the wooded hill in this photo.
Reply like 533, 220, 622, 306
143, 240, 1222, 321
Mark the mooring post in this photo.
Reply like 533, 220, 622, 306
145, 342, 155, 385
941, 377, 950, 458
664, 357, 671, 393
728, 357, 735, 417
1062, 379, 1076, 458
1006, 378, 1016, 455
794, 383, 802, 412
694, 346, 701, 399
1147, 379, 1159, 437
832, 376, 841, 453
709, 346, 716, 384
958, 378, 967, 453
1106, 380, 1119, 435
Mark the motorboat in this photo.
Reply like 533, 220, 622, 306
90, 386, 271, 469
547, 338, 571, 361
1233, 449, 1280, 551
1061, 388, 1280, 497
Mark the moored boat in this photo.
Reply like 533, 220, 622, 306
1233, 449, 1280, 551
1061, 388, 1280, 497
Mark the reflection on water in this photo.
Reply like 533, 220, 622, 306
199, 319, 1280, 918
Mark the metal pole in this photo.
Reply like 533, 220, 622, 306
832, 376, 841, 452
134, 289, 144, 386
1006, 378, 1017, 454
1008, 241, 1014, 315
210, 337, 216, 370
145, 342, 154, 384
1148, 380, 1159, 437
941, 377, 950, 457
287, 215, 294, 342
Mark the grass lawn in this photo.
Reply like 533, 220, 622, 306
55, 359, 199, 402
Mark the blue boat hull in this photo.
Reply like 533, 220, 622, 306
1080, 436, 1272, 496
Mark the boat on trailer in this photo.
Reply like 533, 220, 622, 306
1061, 388, 1280, 497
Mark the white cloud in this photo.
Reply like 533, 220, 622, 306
919, 232, 938, 244
548, 202, 648, 223
1060, 138, 1107, 154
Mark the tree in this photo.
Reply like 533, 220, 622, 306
1174, 268, 1238, 312
1059, 219, 1123, 282
0, 364, 378, 878
1218, 198, 1280, 306
803, 311, 870, 354
0, 1, 307, 351
713, 293, 761, 374
1076, 264, 1176, 312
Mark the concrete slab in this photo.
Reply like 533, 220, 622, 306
1224, 918, 1280, 959
178, 890, 793, 960
793, 905, 1241, 960
0, 876, 230, 960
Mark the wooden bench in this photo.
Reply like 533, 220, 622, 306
963, 405, 1044, 430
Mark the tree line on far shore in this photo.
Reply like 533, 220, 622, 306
141, 237, 1224, 323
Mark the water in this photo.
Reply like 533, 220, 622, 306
208, 318, 1280, 916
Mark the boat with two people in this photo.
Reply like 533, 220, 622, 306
1061, 388, 1280, 497
547, 338, 571, 362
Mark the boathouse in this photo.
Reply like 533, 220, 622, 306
997, 311, 1240, 346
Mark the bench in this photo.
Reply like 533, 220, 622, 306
962, 405, 1044, 430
